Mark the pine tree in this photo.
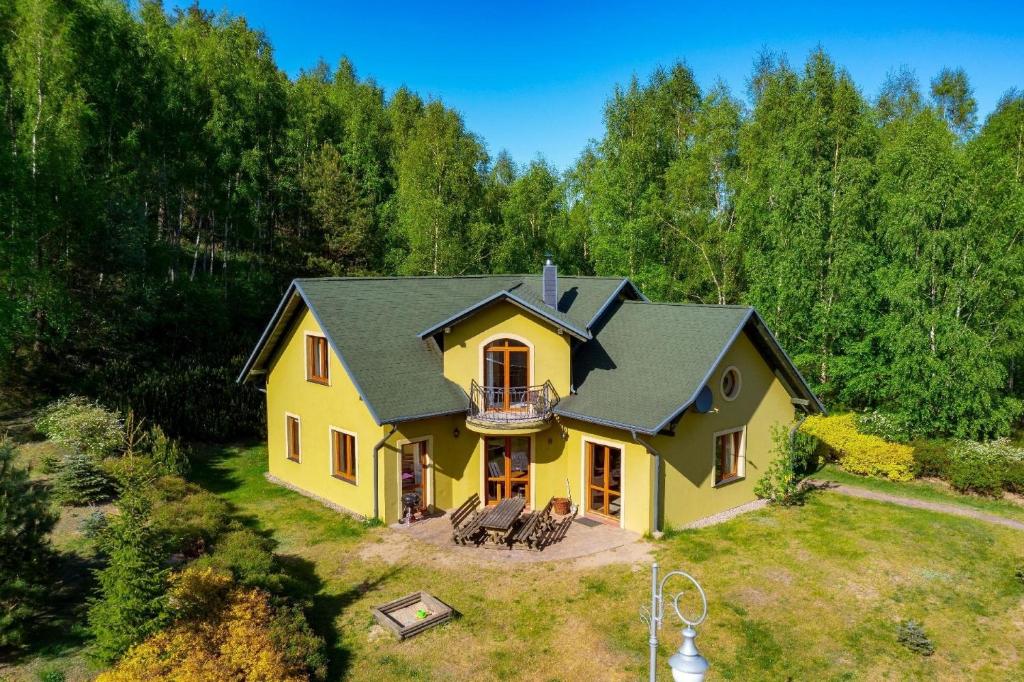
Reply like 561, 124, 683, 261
0, 439, 57, 647
52, 452, 114, 506
88, 480, 168, 662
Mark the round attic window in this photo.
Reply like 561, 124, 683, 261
721, 366, 741, 401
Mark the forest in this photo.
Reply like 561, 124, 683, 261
2, 0, 1023, 440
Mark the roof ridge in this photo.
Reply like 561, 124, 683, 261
622, 300, 752, 310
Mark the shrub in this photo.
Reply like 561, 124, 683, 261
755, 423, 817, 505
52, 452, 115, 506
35, 396, 123, 459
37, 669, 65, 682
800, 414, 914, 481
856, 410, 918, 443
199, 529, 282, 592
0, 440, 58, 648
1004, 460, 1024, 495
145, 426, 190, 477
896, 620, 934, 656
150, 480, 231, 557
946, 440, 1017, 496
88, 486, 170, 663
910, 440, 952, 478
166, 565, 233, 619
80, 510, 110, 540
96, 582, 326, 682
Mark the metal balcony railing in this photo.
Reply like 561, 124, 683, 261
468, 379, 559, 424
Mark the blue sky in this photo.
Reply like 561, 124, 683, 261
173, 1, 1024, 171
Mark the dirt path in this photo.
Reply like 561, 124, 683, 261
807, 480, 1024, 531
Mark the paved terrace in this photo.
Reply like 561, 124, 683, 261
388, 511, 653, 566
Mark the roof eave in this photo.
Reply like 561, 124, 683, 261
237, 281, 300, 384
553, 406, 658, 436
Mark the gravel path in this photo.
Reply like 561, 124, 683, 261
807, 480, 1024, 531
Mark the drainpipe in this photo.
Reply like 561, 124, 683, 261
373, 424, 398, 521
631, 430, 663, 538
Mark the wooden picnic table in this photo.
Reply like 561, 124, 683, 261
478, 496, 526, 545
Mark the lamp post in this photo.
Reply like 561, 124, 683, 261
640, 562, 709, 682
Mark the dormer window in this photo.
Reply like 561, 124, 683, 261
306, 334, 329, 384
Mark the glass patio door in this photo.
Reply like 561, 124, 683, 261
400, 441, 427, 510
484, 436, 530, 505
587, 442, 622, 520
483, 339, 529, 410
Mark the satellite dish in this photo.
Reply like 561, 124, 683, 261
694, 385, 714, 413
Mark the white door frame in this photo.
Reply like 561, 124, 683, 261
395, 436, 433, 516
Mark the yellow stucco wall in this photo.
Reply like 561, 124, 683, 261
265, 307, 380, 519
441, 301, 572, 396
655, 331, 797, 529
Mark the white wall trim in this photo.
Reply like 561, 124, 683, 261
476, 332, 535, 387
712, 425, 747, 484
284, 411, 301, 463
327, 425, 359, 483
395, 435, 433, 516
579, 435, 627, 529
302, 331, 331, 386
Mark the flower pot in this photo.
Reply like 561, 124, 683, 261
552, 497, 571, 516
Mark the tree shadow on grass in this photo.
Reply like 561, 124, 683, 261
276, 553, 406, 679
188, 443, 247, 495
1, 550, 98, 666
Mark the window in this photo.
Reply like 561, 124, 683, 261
714, 428, 744, 484
721, 366, 741, 401
286, 415, 301, 462
586, 441, 622, 520
306, 335, 329, 384
331, 429, 356, 482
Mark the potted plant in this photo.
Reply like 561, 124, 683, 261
552, 497, 571, 516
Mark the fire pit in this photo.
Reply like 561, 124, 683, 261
372, 591, 453, 640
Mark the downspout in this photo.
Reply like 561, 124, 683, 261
373, 424, 398, 521
631, 430, 663, 538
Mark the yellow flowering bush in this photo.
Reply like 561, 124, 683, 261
98, 566, 326, 682
800, 414, 914, 481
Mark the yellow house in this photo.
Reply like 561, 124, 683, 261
238, 261, 824, 535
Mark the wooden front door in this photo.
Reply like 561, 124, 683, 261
587, 442, 622, 520
483, 339, 529, 410
400, 441, 427, 510
484, 436, 530, 505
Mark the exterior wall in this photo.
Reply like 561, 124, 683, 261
265, 307, 380, 519
441, 301, 572, 396
557, 417, 653, 535
655, 331, 797, 529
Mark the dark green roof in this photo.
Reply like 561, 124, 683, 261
239, 275, 635, 424
239, 276, 822, 430
555, 301, 824, 433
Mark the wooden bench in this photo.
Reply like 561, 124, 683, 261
450, 493, 484, 545
510, 497, 555, 550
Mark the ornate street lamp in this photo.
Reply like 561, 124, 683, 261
641, 562, 709, 682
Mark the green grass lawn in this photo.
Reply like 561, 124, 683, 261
7, 443, 1024, 681
812, 463, 1024, 524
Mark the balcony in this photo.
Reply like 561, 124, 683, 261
466, 380, 559, 435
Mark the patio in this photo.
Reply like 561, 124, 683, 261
390, 508, 649, 565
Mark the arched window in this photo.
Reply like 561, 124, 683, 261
483, 338, 530, 410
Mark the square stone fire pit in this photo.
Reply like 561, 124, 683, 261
372, 591, 453, 640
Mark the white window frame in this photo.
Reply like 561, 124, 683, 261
303, 331, 331, 385
285, 412, 302, 463
720, 365, 741, 402
713, 426, 746, 486
328, 426, 358, 484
